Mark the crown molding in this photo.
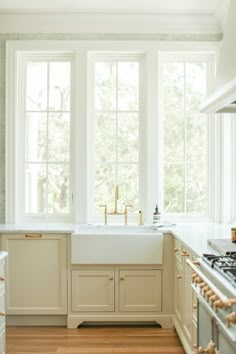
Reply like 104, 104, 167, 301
0, 12, 222, 35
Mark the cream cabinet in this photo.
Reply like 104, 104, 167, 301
2, 233, 67, 315
173, 239, 196, 354
69, 267, 162, 327
119, 269, 162, 312
72, 268, 162, 313
0, 252, 7, 354
72, 269, 115, 312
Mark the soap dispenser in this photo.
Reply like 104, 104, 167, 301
153, 204, 161, 224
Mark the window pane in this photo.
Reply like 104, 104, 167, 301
94, 58, 140, 218
186, 162, 207, 213
25, 163, 46, 213
48, 164, 70, 214
95, 62, 116, 111
117, 113, 139, 162
164, 163, 184, 213
26, 113, 47, 162
118, 164, 139, 211
163, 63, 184, 162
95, 163, 116, 213
24, 58, 72, 219
49, 62, 71, 111
118, 62, 139, 111
48, 113, 70, 162
163, 61, 207, 214
95, 113, 116, 162
26, 62, 47, 111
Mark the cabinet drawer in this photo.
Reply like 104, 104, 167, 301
174, 239, 182, 263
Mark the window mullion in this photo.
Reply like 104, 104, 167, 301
183, 63, 187, 213
46, 62, 50, 215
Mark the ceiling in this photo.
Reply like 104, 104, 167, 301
0, 0, 229, 15
0, 0, 230, 33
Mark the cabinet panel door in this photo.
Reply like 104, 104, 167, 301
119, 270, 162, 312
182, 253, 193, 343
72, 270, 115, 312
174, 258, 183, 324
2, 234, 67, 314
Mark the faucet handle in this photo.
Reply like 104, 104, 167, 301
124, 205, 132, 225
99, 205, 107, 225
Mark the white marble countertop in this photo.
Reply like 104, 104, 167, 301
161, 222, 232, 256
0, 222, 233, 256
0, 223, 75, 233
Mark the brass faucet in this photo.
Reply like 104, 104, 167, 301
100, 185, 132, 225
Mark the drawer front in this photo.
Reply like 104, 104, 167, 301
174, 239, 182, 263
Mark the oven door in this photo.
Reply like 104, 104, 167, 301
197, 296, 218, 349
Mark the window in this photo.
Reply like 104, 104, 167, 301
161, 59, 208, 215
89, 56, 143, 219
6, 41, 217, 224
16, 54, 74, 222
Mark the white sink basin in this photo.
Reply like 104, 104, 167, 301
71, 225, 163, 265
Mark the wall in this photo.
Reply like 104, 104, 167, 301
0, 32, 222, 223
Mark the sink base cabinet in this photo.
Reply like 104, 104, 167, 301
68, 233, 174, 329
68, 267, 166, 328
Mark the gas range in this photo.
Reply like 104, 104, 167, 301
187, 252, 236, 345
202, 253, 236, 295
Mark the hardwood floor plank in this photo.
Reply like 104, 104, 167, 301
6, 326, 186, 354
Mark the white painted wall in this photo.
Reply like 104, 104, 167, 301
214, 0, 236, 90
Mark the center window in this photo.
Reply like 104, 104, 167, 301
91, 56, 143, 218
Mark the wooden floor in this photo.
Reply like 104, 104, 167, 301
6, 325, 186, 354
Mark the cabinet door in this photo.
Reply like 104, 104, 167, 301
174, 254, 183, 324
182, 251, 193, 344
72, 269, 115, 312
2, 233, 67, 315
119, 270, 162, 312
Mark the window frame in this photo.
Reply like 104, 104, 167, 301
158, 52, 216, 221
6, 49, 75, 223
6, 40, 219, 224
87, 53, 146, 224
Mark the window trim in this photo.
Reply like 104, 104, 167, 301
6, 49, 75, 223
158, 52, 216, 221
6, 40, 219, 224
87, 53, 146, 224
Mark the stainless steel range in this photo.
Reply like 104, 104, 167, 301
187, 253, 236, 354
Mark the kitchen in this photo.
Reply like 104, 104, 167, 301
0, 0, 236, 353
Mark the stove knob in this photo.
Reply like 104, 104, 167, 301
196, 340, 217, 354
195, 277, 202, 284
199, 282, 206, 289
226, 312, 236, 326
202, 285, 210, 294
206, 289, 214, 299
214, 300, 224, 309
210, 294, 218, 306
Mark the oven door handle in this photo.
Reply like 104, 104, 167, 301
186, 258, 234, 307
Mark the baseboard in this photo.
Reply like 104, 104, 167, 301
6, 315, 67, 326
67, 314, 173, 329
